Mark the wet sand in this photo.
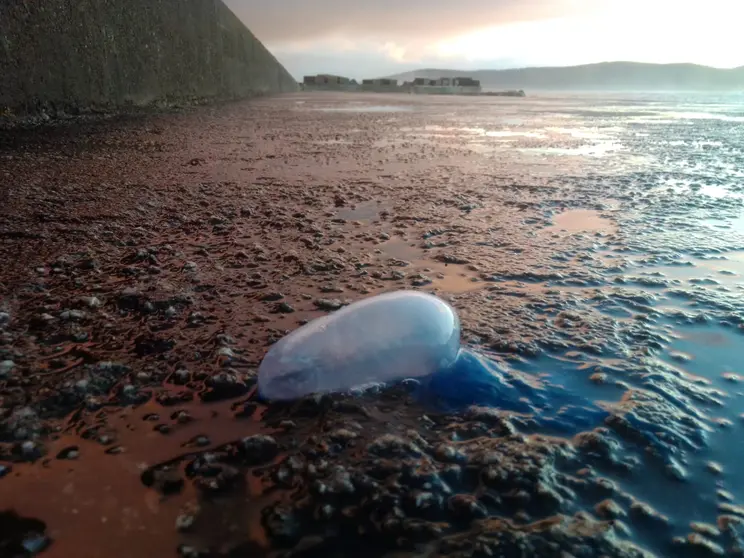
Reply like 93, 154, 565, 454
2, 92, 744, 557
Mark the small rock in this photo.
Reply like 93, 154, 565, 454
410, 274, 433, 287
666, 459, 688, 481
673, 533, 725, 556
0, 359, 15, 378
60, 309, 87, 321
21, 534, 50, 556
717, 489, 735, 502
595, 499, 626, 519
183, 261, 198, 272
274, 302, 295, 314
706, 461, 724, 475
328, 429, 358, 444
691, 522, 721, 537
56, 446, 80, 460
241, 435, 278, 464
589, 372, 608, 384
447, 494, 487, 519
80, 296, 102, 308
367, 434, 421, 457
178, 545, 202, 558
20, 440, 40, 459
176, 513, 196, 532
314, 298, 343, 311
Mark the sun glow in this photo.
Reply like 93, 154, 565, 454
434, 2, 744, 69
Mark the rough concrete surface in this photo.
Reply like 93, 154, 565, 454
0, 0, 297, 116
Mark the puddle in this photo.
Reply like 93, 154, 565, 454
376, 240, 483, 294
311, 105, 412, 113
424, 268, 483, 294
641, 252, 744, 282
524, 142, 624, 157
336, 201, 387, 221
379, 239, 423, 261
546, 209, 617, 234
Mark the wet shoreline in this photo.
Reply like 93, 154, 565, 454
2, 92, 744, 557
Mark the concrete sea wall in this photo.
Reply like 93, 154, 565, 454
0, 0, 297, 116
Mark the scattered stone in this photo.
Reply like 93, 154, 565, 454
367, 434, 422, 457
410, 274, 433, 287
56, 446, 80, 460
595, 499, 626, 519
314, 298, 343, 311
59, 309, 87, 321
447, 494, 488, 520
241, 435, 279, 465
666, 459, 689, 481
0, 359, 15, 378
673, 533, 725, 556
436, 254, 470, 265
274, 301, 295, 314
691, 522, 721, 538
176, 513, 196, 532
80, 296, 102, 308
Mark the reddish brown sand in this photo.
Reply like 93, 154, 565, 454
0, 93, 635, 557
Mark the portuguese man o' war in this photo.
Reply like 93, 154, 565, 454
258, 291, 460, 400
258, 290, 607, 432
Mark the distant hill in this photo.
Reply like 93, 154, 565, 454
386, 62, 744, 91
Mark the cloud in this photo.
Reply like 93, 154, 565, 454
224, 0, 591, 43
225, 0, 744, 77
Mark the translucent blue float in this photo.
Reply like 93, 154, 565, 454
258, 291, 460, 400
257, 290, 607, 434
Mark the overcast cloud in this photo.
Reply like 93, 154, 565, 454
225, 0, 586, 43
224, 0, 744, 79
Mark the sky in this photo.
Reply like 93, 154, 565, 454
224, 0, 744, 79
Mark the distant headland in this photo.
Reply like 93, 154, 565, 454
386, 62, 744, 92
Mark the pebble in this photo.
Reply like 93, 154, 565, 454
241, 434, 279, 464
177, 545, 201, 558
666, 459, 689, 481
274, 301, 295, 313
60, 309, 87, 321
21, 534, 50, 555
314, 298, 343, 311
595, 499, 626, 519
0, 359, 15, 378
673, 533, 725, 556
80, 296, 102, 308
56, 446, 80, 460
175, 513, 195, 532
20, 440, 40, 459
